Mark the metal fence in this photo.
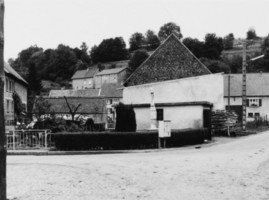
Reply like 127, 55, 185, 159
6, 129, 54, 150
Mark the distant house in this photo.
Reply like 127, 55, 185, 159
224, 73, 269, 121
43, 97, 107, 128
49, 84, 123, 129
123, 34, 224, 131
94, 67, 128, 89
41, 80, 61, 96
4, 62, 28, 132
71, 60, 129, 90
71, 67, 99, 89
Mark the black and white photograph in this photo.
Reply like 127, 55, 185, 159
0, 0, 269, 199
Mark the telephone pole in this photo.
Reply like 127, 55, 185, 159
0, 0, 6, 200
242, 40, 247, 132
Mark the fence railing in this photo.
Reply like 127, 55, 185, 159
6, 129, 54, 150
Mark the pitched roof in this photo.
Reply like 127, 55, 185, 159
224, 73, 269, 96
71, 67, 98, 80
49, 89, 100, 97
92, 60, 129, 69
42, 80, 61, 90
4, 62, 28, 85
100, 83, 123, 98
124, 34, 211, 86
43, 97, 106, 114
96, 67, 127, 76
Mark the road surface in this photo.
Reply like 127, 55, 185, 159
7, 131, 269, 200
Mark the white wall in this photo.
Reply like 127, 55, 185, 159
134, 106, 204, 130
224, 96, 269, 121
72, 78, 94, 89
123, 73, 224, 110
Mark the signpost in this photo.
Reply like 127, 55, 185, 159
158, 120, 171, 148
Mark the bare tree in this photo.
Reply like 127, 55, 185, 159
0, 0, 6, 199
64, 96, 81, 122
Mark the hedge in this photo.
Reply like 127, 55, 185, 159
53, 128, 209, 151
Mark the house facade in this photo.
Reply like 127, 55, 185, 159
123, 34, 224, 131
71, 60, 129, 90
94, 67, 127, 89
4, 62, 28, 132
71, 67, 99, 89
43, 97, 107, 129
224, 73, 269, 121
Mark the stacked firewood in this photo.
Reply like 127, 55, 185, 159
211, 110, 238, 131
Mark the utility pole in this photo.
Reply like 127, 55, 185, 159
242, 40, 247, 132
228, 73, 231, 112
0, 0, 6, 200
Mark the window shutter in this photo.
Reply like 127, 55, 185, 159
259, 99, 262, 107
246, 99, 249, 107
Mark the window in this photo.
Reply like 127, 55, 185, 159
156, 109, 163, 121
255, 113, 260, 117
247, 98, 262, 107
6, 100, 10, 113
5, 79, 8, 92
248, 113, 253, 117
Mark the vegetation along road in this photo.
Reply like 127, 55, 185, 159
7, 131, 269, 200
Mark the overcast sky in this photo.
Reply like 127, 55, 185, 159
4, 0, 269, 60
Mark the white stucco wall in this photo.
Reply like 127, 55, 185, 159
134, 106, 204, 130
123, 73, 224, 110
72, 78, 94, 89
224, 96, 269, 121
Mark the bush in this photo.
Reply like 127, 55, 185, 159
54, 128, 208, 150
115, 103, 136, 132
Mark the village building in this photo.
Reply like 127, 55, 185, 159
71, 60, 129, 90
123, 34, 224, 131
94, 67, 128, 89
43, 96, 107, 130
224, 73, 269, 122
4, 62, 28, 132
71, 67, 99, 89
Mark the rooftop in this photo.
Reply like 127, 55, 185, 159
124, 34, 211, 86
49, 89, 100, 97
96, 67, 127, 76
4, 62, 28, 85
71, 67, 99, 80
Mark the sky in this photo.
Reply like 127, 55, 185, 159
4, 0, 269, 60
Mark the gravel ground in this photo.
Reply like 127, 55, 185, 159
6, 132, 269, 200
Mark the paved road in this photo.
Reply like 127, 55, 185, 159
7, 132, 269, 200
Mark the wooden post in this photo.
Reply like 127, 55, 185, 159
0, 1, 6, 200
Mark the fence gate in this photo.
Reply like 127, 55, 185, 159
6, 129, 54, 150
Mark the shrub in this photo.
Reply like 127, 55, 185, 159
54, 128, 208, 150
115, 103, 136, 132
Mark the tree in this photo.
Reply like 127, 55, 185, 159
158, 22, 183, 41
13, 92, 25, 124
200, 58, 230, 73
145, 30, 160, 50
203, 33, 224, 60
115, 103, 136, 132
128, 49, 149, 72
28, 62, 42, 95
64, 96, 81, 122
90, 37, 129, 63
183, 37, 205, 58
262, 34, 269, 54
247, 28, 259, 40
33, 96, 51, 121
223, 33, 234, 50
129, 32, 146, 52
